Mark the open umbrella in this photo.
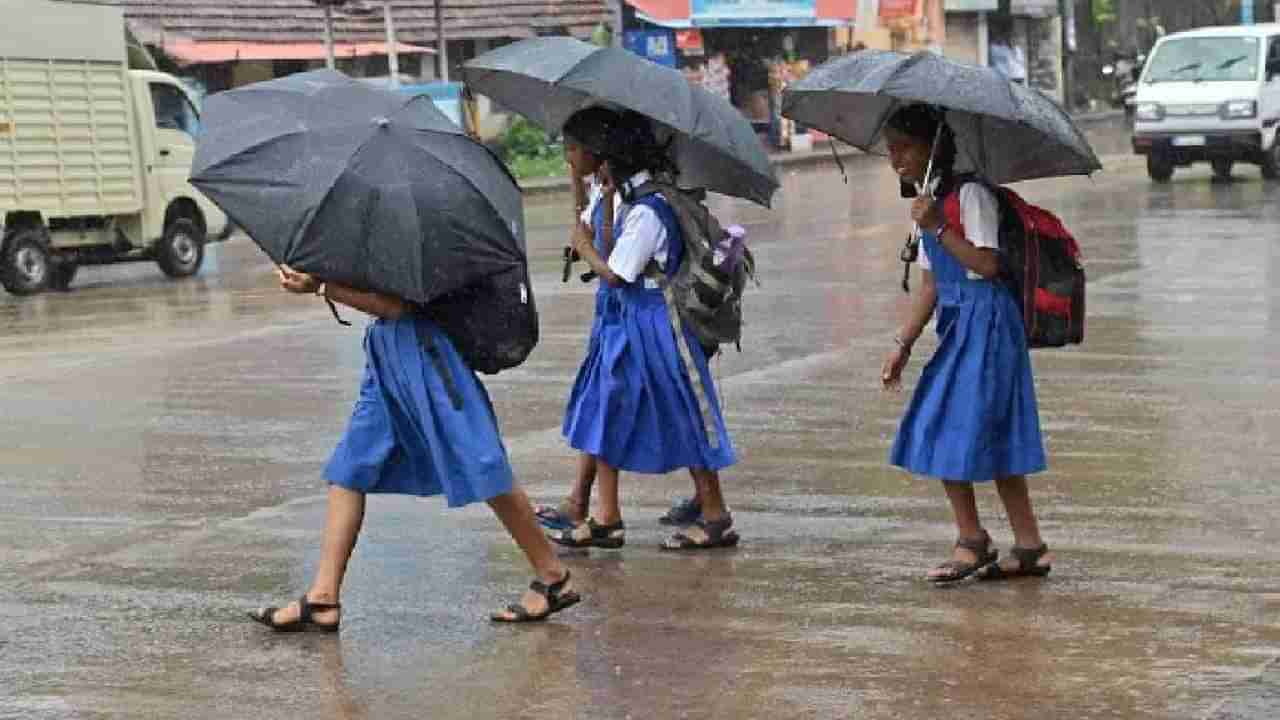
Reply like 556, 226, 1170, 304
462, 36, 778, 207
782, 50, 1102, 185
191, 69, 538, 375
190, 69, 525, 306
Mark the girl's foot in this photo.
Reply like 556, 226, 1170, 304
490, 571, 581, 623
927, 531, 998, 583
551, 518, 625, 549
658, 497, 703, 526
660, 514, 739, 551
249, 593, 341, 632
977, 544, 1053, 581
535, 496, 587, 531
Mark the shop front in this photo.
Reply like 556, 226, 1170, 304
624, 0, 856, 149
944, 0, 1064, 103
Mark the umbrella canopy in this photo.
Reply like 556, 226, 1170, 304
782, 50, 1102, 185
190, 69, 525, 306
463, 36, 778, 207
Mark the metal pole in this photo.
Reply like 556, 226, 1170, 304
383, 1, 400, 87
323, 3, 336, 70
1243, 0, 1255, 25
435, 0, 449, 82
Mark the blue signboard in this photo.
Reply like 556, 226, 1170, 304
691, 0, 816, 26
623, 29, 677, 67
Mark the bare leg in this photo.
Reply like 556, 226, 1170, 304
668, 469, 730, 545
593, 461, 622, 526
489, 488, 575, 620
925, 481, 987, 581
992, 475, 1054, 572
534, 453, 595, 526
258, 484, 366, 625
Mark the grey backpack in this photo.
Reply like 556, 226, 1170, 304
632, 182, 755, 357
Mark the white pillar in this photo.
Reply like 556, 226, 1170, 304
977, 11, 989, 66
383, 1, 400, 87
323, 4, 336, 70
435, 0, 449, 83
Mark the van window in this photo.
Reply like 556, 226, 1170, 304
150, 84, 201, 137
1145, 37, 1261, 83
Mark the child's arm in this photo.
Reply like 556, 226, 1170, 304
883, 270, 937, 388
911, 195, 1000, 279
323, 283, 409, 320
278, 265, 409, 320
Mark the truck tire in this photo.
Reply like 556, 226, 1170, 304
1262, 139, 1280, 180
49, 261, 78, 292
1, 229, 52, 295
1212, 159, 1234, 180
157, 217, 205, 278
1147, 153, 1174, 183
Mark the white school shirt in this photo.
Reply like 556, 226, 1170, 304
918, 182, 1000, 281
604, 172, 670, 289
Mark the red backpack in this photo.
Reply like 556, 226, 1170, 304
942, 178, 1085, 349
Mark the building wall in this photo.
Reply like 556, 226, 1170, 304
945, 13, 981, 65
230, 61, 274, 87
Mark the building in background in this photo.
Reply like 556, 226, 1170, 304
623, 1, 856, 147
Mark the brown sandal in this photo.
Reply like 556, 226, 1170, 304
978, 544, 1052, 581
928, 532, 998, 584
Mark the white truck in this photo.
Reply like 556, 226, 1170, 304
0, 0, 227, 294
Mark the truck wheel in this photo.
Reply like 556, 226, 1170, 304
49, 261, 78, 292
1212, 159, 1234, 181
1147, 153, 1174, 183
157, 217, 206, 278
1, 229, 52, 295
1262, 140, 1280, 180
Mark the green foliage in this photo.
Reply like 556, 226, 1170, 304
498, 117, 568, 179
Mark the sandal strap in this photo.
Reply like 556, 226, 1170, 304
530, 570, 571, 600
1011, 544, 1049, 570
955, 532, 991, 555
697, 514, 733, 542
297, 595, 341, 623
503, 603, 532, 622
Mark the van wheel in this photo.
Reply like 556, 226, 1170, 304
157, 217, 205, 278
1212, 159, 1234, 180
1147, 153, 1174, 183
1262, 140, 1280, 180
1, 229, 52, 295
49, 261, 78, 292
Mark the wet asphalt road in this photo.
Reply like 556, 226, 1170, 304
3, 119, 1280, 719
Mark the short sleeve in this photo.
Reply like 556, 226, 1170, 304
916, 234, 932, 271
958, 184, 1000, 251
607, 204, 666, 283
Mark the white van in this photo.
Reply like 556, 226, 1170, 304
1132, 24, 1280, 182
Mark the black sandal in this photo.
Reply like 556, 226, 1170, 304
928, 532, 999, 584
490, 571, 582, 623
551, 518, 626, 549
660, 514, 740, 551
978, 544, 1052, 581
248, 594, 341, 633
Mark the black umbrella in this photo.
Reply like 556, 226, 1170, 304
782, 50, 1102, 184
462, 36, 778, 207
190, 69, 526, 306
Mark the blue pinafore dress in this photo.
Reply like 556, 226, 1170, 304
324, 315, 515, 507
563, 193, 736, 474
889, 230, 1047, 483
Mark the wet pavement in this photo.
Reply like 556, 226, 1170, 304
4, 118, 1280, 719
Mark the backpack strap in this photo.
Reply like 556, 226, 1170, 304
414, 317, 464, 411
644, 262, 721, 450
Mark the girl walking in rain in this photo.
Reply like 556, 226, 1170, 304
535, 108, 708, 532
880, 104, 1054, 582
249, 270, 580, 629
556, 111, 739, 551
